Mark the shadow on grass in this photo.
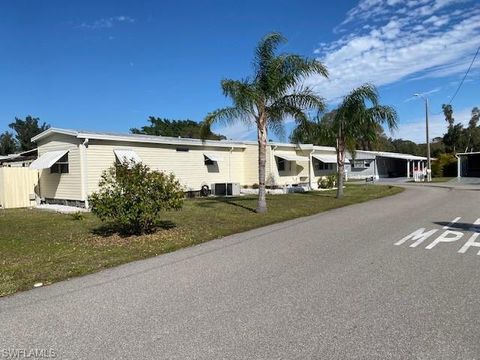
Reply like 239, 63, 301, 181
195, 196, 257, 213
92, 220, 177, 237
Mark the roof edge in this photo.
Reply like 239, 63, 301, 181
31, 128, 79, 142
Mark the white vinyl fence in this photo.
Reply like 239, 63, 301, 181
0, 167, 39, 209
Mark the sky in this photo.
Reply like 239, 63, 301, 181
0, 0, 479, 143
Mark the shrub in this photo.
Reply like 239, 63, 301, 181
252, 183, 259, 189
432, 153, 457, 177
318, 175, 337, 189
89, 160, 184, 234
326, 174, 336, 188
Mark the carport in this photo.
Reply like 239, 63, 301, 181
456, 152, 480, 177
355, 150, 428, 179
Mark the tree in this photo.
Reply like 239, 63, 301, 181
442, 104, 454, 129
295, 84, 398, 199
89, 160, 184, 234
9, 116, 49, 151
131, 117, 226, 140
390, 139, 421, 156
469, 107, 479, 128
443, 123, 465, 153
0, 132, 17, 155
201, 32, 328, 213
289, 111, 336, 146
464, 107, 480, 152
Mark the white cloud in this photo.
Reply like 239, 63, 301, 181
308, 0, 480, 101
396, 106, 472, 142
79, 16, 135, 30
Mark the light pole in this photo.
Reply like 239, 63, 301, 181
414, 93, 431, 182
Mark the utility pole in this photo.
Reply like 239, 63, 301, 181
415, 93, 432, 182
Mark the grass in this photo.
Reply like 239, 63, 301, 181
0, 184, 402, 297
430, 177, 455, 183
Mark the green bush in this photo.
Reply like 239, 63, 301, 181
89, 160, 184, 234
326, 174, 336, 188
432, 153, 457, 177
252, 183, 259, 189
318, 175, 336, 189
318, 177, 328, 189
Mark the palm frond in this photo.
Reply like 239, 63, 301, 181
271, 89, 326, 114
268, 55, 328, 96
253, 32, 286, 78
368, 105, 399, 132
340, 83, 379, 112
267, 119, 286, 140
221, 79, 257, 112
200, 107, 252, 140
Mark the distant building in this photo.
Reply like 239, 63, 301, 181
0, 148, 38, 168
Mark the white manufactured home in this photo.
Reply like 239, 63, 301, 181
27, 128, 428, 208
349, 150, 428, 180
29, 128, 343, 207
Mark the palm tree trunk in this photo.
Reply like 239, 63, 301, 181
336, 139, 345, 199
256, 123, 268, 213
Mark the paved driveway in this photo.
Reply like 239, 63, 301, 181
1, 185, 480, 359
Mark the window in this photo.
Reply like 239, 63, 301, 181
353, 160, 367, 169
277, 158, 286, 171
204, 158, 215, 166
317, 161, 333, 171
50, 154, 69, 174
176, 147, 189, 152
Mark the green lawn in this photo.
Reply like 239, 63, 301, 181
0, 184, 402, 297
430, 177, 455, 183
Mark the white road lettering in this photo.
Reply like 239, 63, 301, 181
395, 228, 439, 247
443, 217, 461, 230
458, 233, 480, 255
425, 230, 464, 250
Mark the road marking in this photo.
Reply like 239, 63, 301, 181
394, 228, 439, 247
425, 230, 464, 249
443, 217, 461, 230
458, 233, 480, 255
395, 218, 480, 256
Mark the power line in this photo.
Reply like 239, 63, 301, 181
447, 45, 480, 106
430, 45, 480, 116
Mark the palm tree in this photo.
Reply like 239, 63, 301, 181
332, 84, 398, 198
201, 32, 328, 213
295, 84, 398, 199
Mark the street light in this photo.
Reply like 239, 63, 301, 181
414, 93, 431, 182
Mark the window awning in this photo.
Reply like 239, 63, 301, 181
312, 154, 349, 164
204, 153, 223, 162
275, 153, 309, 162
114, 149, 142, 163
29, 149, 69, 169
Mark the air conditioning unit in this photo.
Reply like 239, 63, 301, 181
211, 182, 240, 196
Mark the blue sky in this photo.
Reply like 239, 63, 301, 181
1, 0, 479, 143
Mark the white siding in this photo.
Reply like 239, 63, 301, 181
36, 134, 83, 200
269, 146, 310, 186
86, 140, 245, 194
242, 144, 261, 186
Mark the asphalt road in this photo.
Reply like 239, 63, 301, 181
2, 184, 480, 359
